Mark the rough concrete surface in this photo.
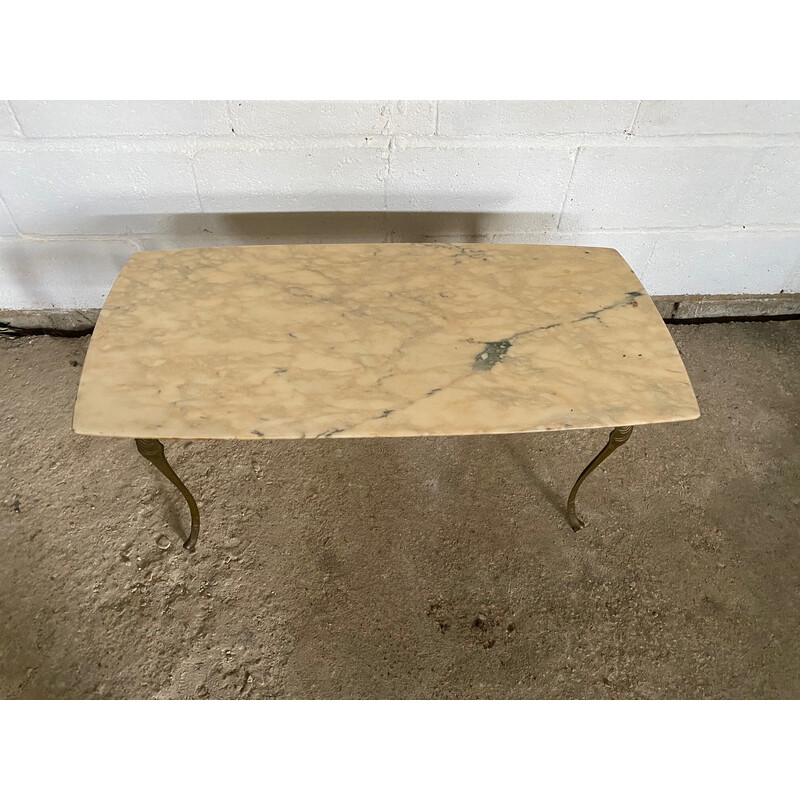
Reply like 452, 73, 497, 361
1, 321, 799, 699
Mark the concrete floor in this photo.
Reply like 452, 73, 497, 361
1, 321, 798, 699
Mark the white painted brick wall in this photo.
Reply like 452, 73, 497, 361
635, 101, 800, 135
0, 196, 17, 236
0, 239, 137, 307
562, 145, 760, 229
0, 100, 799, 309
193, 142, 388, 212
0, 146, 200, 234
643, 233, 800, 295
0, 102, 22, 137
739, 146, 800, 225
437, 101, 638, 135
230, 101, 436, 136
10, 101, 232, 137
386, 142, 575, 214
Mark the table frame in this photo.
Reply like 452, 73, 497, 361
133, 426, 634, 551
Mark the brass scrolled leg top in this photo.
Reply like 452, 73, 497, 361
135, 438, 200, 552
567, 426, 633, 531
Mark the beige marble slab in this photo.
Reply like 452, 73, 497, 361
72, 243, 699, 439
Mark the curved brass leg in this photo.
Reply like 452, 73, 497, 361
567, 426, 633, 531
135, 438, 200, 552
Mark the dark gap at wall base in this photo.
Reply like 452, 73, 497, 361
651, 294, 800, 321
665, 314, 800, 325
1, 325, 91, 338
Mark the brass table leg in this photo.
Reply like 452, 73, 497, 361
135, 438, 200, 552
567, 426, 633, 531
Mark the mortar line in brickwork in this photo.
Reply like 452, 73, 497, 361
6, 102, 25, 136
189, 157, 205, 214
383, 135, 394, 226
553, 224, 800, 234
7, 233, 142, 249
556, 147, 580, 231
4, 224, 800, 244
2, 134, 800, 153
626, 101, 642, 136
636, 237, 660, 286
225, 100, 236, 136
0, 194, 21, 235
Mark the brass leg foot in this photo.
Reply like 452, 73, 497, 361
567, 426, 633, 531
135, 438, 200, 552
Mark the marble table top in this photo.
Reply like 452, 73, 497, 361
73, 243, 699, 440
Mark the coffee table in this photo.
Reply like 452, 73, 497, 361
73, 243, 699, 552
